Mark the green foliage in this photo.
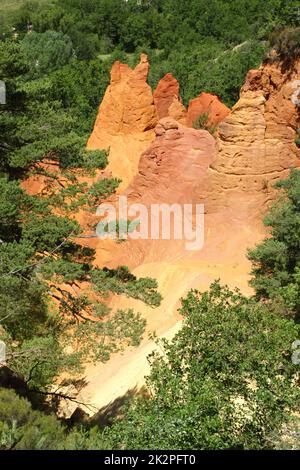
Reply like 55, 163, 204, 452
270, 27, 300, 61
185, 41, 267, 107
0, 387, 109, 450
63, 426, 109, 450
80, 149, 109, 171
0, 36, 162, 398
100, 218, 141, 243
47, 59, 111, 133
0, 177, 23, 241
92, 266, 162, 307
248, 169, 300, 319
21, 30, 74, 78
8, 336, 81, 391
2, 282, 300, 450
145, 40, 266, 108
0, 0, 299, 451
104, 282, 300, 450
0, 388, 66, 450
0, 40, 109, 173
192, 112, 217, 135
296, 129, 300, 148
2, 0, 295, 107
9, 0, 298, 54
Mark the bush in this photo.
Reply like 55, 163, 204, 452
192, 112, 218, 135
0, 388, 65, 450
21, 31, 74, 78
104, 282, 300, 450
295, 129, 300, 148
269, 27, 300, 61
248, 169, 300, 320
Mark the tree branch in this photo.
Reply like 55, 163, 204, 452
29, 387, 98, 413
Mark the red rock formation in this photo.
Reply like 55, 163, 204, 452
24, 56, 300, 273
98, 59, 300, 271
202, 60, 300, 215
126, 117, 214, 205
94, 118, 216, 267
87, 54, 158, 190
77, 59, 300, 412
186, 92, 230, 128
184, 59, 300, 270
21, 56, 300, 299
153, 73, 187, 124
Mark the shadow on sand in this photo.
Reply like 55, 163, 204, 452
69, 386, 148, 429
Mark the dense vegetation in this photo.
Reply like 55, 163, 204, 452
1, 0, 300, 452
2, 0, 300, 106
101, 170, 300, 450
1, 170, 300, 450
0, 7, 162, 410
104, 281, 300, 450
249, 169, 300, 321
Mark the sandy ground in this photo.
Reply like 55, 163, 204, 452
77, 257, 253, 416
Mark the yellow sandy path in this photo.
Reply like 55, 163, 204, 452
78, 259, 252, 415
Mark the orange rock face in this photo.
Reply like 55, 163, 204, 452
127, 117, 214, 205
87, 54, 158, 190
23, 56, 300, 274
108, 61, 300, 271
21, 160, 61, 196
186, 92, 230, 128
74, 58, 300, 412
153, 73, 187, 124
87, 57, 300, 272
202, 60, 300, 216
93, 117, 216, 268
185, 60, 300, 273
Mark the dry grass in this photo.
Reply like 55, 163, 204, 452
0, 0, 49, 13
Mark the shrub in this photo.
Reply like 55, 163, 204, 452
0, 388, 65, 450
248, 169, 300, 320
269, 27, 300, 61
104, 282, 300, 450
192, 112, 218, 135
295, 129, 300, 148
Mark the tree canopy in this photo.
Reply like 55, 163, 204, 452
1, 0, 300, 452
0, 35, 162, 402
248, 169, 300, 321
102, 282, 300, 450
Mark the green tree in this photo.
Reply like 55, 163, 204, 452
21, 30, 74, 78
104, 282, 300, 450
248, 169, 300, 320
0, 388, 66, 450
49, 58, 111, 133
269, 27, 300, 62
0, 38, 162, 398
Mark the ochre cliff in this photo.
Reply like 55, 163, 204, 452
99, 117, 216, 267
87, 54, 158, 190
77, 57, 300, 414
92, 59, 299, 270
200, 60, 300, 219
22, 54, 300, 414
153, 77, 230, 128
153, 73, 187, 124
